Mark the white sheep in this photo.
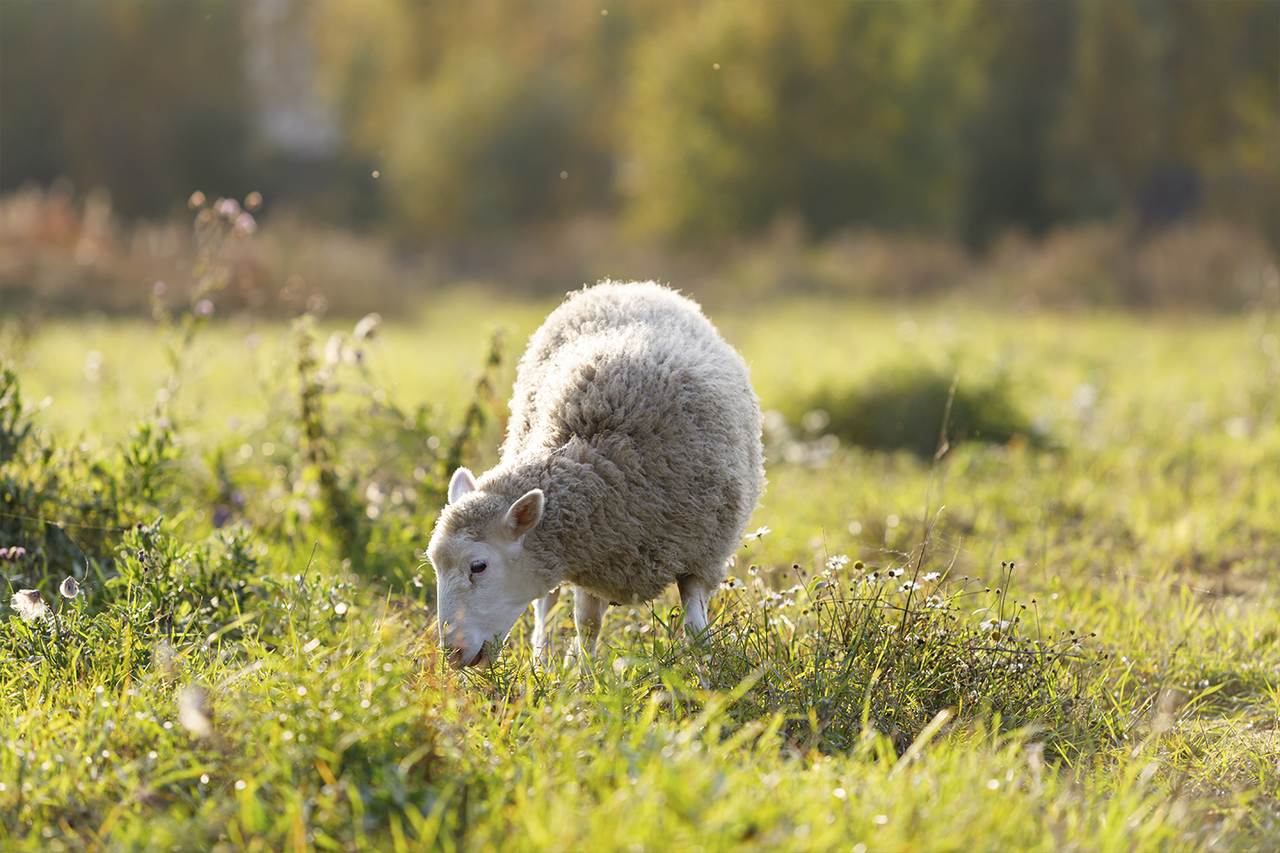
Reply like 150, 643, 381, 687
427, 280, 764, 668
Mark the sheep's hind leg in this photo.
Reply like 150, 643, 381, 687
677, 575, 716, 641
531, 587, 561, 669
568, 586, 609, 664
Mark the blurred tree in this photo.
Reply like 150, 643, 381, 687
1051, 0, 1280, 236
312, 0, 629, 234
1, 0, 1276, 247
0, 1, 253, 217
619, 1, 988, 241
957, 2, 1076, 249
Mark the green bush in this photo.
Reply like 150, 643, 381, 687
798, 363, 1039, 458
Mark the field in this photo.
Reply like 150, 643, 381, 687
3, 288, 1280, 851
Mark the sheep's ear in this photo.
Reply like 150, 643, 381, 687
448, 468, 478, 504
505, 489, 544, 538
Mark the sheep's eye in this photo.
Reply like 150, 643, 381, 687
469, 560, 487, 575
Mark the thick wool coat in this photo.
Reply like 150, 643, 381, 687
436, 281, 765, 605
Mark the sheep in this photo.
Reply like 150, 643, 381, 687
427, 280, 765, 669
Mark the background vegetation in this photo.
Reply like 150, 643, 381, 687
3, 0, 1279, 318
3, 265, 1280, 848
3, 2, 1280, 849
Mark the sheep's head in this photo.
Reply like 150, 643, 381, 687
427, 468, 550, 669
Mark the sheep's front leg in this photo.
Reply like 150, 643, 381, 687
570, 586, 609, 661
531, 587, 561, 669
677, 575, 716, 641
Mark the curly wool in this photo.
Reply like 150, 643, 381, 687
437, 280, 765, 605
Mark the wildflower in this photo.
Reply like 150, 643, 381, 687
353, 312, 381, 343
887, 568, 904, 579
922, 572, 941, 582
825, 554, 850, 573
234, 212, 257, 235
214, 197, 240, 218
759, 591, 784, 610
10, 589, 49, 621
60, 577, 79, 599
720, 577, 745, 591
324, 332, 347, 366
195, 299, 214, 318
178, 686, 213, 739
900, 581, 922, 593
979, 618, 1011, 637
745, 526, 772, 542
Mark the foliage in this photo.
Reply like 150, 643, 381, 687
793, 362, 1039, 458
3, 1, 1278, 246
2, 293, 1280, 849
621, 1, 987, 239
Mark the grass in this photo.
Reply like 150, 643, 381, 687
2, 281, 1280, 851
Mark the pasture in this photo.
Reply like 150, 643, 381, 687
2, 291, 1280, 851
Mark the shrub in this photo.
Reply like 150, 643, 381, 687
794, 362, 1039, 459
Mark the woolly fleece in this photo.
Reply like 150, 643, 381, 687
435, 280, 765, 606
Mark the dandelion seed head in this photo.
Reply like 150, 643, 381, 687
10, 589, 48, 622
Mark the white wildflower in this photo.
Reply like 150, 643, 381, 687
922, 572, 941, 582
324, 332, 347, 366
353, 313, 382, 343
178, 686, 214, 739
10, 589, 48, 621
745, 526, 772, 542
825, 554, 850, 572
979, 619, 1011, 636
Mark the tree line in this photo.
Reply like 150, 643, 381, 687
2, 0, 1277, 248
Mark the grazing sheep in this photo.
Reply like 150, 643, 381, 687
427, 280, 764, 669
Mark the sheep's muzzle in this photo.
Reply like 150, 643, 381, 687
447, 646, 490, 670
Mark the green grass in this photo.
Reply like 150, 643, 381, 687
2, 291, 1280, 851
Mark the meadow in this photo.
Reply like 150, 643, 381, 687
2, 281, 1280, 851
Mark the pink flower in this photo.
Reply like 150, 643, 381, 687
214, 198, 240, 218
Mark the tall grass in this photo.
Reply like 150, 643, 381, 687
3, 197, 1280, 848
